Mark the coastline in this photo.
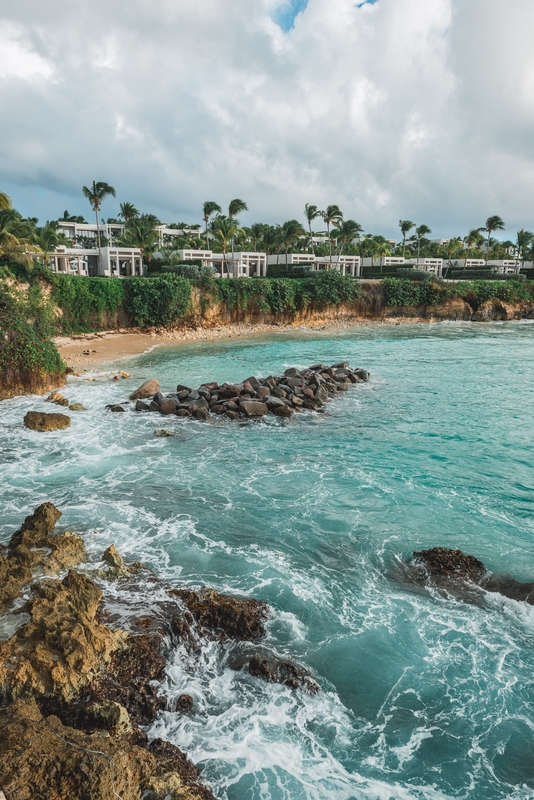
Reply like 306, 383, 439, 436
55, 316, 436, 368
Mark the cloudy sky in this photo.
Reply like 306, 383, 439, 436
1, 0, 533, 238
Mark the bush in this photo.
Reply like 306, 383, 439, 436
396, 268, 434, 281
164, 263, 216, 279
50, 275, 124, 334
123, 274, 192, 327
383, 278, 447, 307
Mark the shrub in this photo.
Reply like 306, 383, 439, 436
50, 275, 124, 334
123, 274, 192, 326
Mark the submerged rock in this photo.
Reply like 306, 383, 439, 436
24, 410, 70, 431
172, 587, 268, 641
45, 391, 69, 406
68, 402, 87, 411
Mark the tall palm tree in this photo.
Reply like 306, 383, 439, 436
228, 199, 248, 258
336, 220, 364, 257
36, 227, 69, 269
82, 181, 116, 268
202, 201, 222, 246
250, 223, 267, 252
321, 205, 343, 267
117, 214, 159, 270
304, 204, 321, 258
119, 202, 139, 224
0, 209, 41, 267
515, 229, 534, 273
415, 224, 432, 263
478, 215, 505, 264
210, 216, 239, 272
399, 220, 415, 258
464, 228, 484, 252
280, 220, 305, 271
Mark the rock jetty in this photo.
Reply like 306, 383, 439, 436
122, 362, 369, 421
0, 504, 319, 800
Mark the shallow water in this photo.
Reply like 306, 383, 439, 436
2, 321, 534, 800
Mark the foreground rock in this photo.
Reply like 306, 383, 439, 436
24, 410, 71, 431
0, 505, 319, 799
410, 546, 534, 604
123, 362, 370, 422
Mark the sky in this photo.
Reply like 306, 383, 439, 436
1, 0, 533, 240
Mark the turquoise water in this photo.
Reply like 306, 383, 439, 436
2, 321, 534, 800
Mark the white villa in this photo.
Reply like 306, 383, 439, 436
47, 246, 144, 277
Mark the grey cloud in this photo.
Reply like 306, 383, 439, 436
1, 0, 533, 237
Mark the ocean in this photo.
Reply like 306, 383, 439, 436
2, 321, 534, 800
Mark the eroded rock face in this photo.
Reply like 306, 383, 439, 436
0, 503, 86, 608
0, 570, 126, 701
245, 653, 320, 694
473, 298, 521, 322
24, 410, 71, 431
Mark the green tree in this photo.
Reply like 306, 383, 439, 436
320, 205, 343, 267
119, 202, 139, 223
304, 204, 321, 257
202, 201, 222, 245
415, 224, 432, 263
280, 219, 306, 271
515, 229, 533, 272
210, 216, 239, 270
228, 199, 248, 258
81, 181, 116, 267
117, 214, 159, 269
478, 215, 505, 264
0, 209, 41, 268
0, 192, 12, 210
464, 228, 485, 251
36, 227, 69, 269
399, 220, 415, 258
335, 219, 364, 256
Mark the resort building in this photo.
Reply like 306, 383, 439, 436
56, 220, 125, 244
47, 246, 144, 277
176, 249, 213, 266
211, 252, 268, 278
268, 253, 361, 276
157, 226, 202, 246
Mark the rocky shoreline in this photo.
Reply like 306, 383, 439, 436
110, 362, 370, 421
0, 504, 318, 800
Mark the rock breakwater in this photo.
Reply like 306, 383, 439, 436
0, 504, 320, 799
114, 362, 370, 421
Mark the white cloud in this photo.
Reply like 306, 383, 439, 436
1, 0, 533, 238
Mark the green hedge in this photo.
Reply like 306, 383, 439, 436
50, 275, 124, 334
123, 274, 192, 326
382, 278, 448, 307
383, 278, 533, 308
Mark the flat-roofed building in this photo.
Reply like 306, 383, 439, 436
47, 246, 143, 277
211, 252, 267, 278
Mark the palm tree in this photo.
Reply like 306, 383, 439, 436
82, 181, 116, 268
304, 204, 321, 258
202, 201, 222, 246
210, 216, 239, 273
515, 229, 534, 273
250, 223, 267, 252
464, 228, 484, 252
0, 192, 12, 210
415, 224, 432, 264
280, 220, 305, 271
117, 214, 159, 269
336, 220, 364, 257
321, 205, 343, 267
119, 202, 139, 224
228, 199, 248, 258
36, 227, 69, 269
478, 215, 505, 264
0, 209, 41, 267
399, 220, 415, 258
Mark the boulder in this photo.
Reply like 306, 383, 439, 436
211, 404, 226, 415
24, 411, 70, 431
154, 429, 174, 437
68, 403, 87, 411
314, 386, 329, 404
175, 408, 190, 417
159, 399, 177, 416
272, 404, 294, 418
171, 588, 268, 641
225, 410, 240, 420
191, 404, 210, 420
247, 654, 320, 694
129, 379, 160, 401
176, 384, 192, 394
331, 362, 349, 369
108, 405, 126, 413
353, 369, 370, 381
240, 401, 268, 418
102, 544, 127, 576
413, 547, 486, 582
174, 693, 194, 713
257, 386, 270, 400
219, 383, 242, 399
46, 391, 69, 406
135, 400, 150, 412
265, 396, 286, 410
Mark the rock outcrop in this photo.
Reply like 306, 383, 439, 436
24, 410, 71, 431
410, 546, 534, 605
123, 362, 370, 422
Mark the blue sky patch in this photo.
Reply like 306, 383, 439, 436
274, 0, 309, 31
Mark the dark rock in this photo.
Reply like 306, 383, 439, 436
244, 376, 261, 390
353, 368, 370, 381
24, 411, 71, 431
413, 547, 486, 582
272, 405, 294, 418
135, 400, 150, 411
174, 693, 194, 713
303, 387, 315, 399
219, 383, 242, 399
265, 396, 286, 410
159, 399, 177, 415
287, 376, 304, 388
176, 389, 191, 401
149, 401, 160, 412
314, 386, 329, 404
257, 386, 270, 400
190, 405, 209, 420
147, 738, 216, 800
247, 654, 320, 694
175, 408, 190, 417
208, 395, 220, 407
291, 396, 304, 407
176, 384, 193, 394
198, 388, 211, 401
171, 588, 268, 641
242, 381, 255, 394
211, 404, 226, 415
240, 401, 268, 418
331, 362, 349, 369
225, 400, 239, 412
336, 380, 350, 391
284, 367, 300, 376
154, 429, 174, 437
201, 382, 219, 392
188, 390, 201, 401
309, 364, 327, 371
153, 392, 164, 406
225, 410, 240, 420
272, 386, 287, 398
